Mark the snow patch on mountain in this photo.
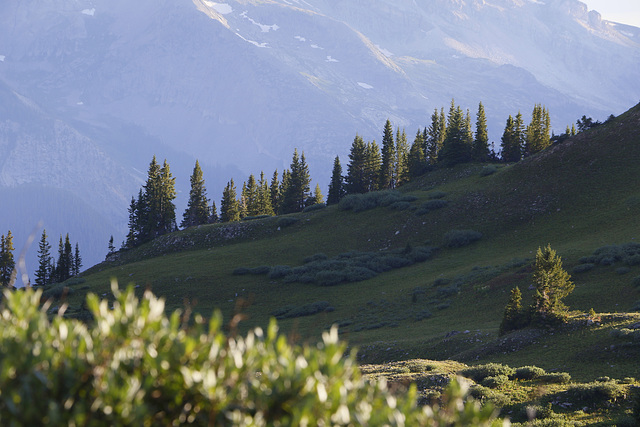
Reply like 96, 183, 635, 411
81, 8, 96, 16
357, 82, 373, 89
294, 36, 306, 42
375, 45, 394, 57
205, 2, 233, 15
325, 56, 338, 62
235, 32, 269, 48
0, 56, 5, 62
240, 11, 279, 33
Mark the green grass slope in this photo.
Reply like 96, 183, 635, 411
53, 103, 640, 382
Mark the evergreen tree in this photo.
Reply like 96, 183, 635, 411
239, 183, 248, 219
531, 245, 574, 322
280, 149, 311, 214
108, 236, 116, 255
439, 100, 472, 166
157, 159, 177, 235
220, 180, 241, 223
125, 196, 138, 248
473, 102, 490, 161
270, 170, 280, 213
140, 156, 161, 241
209, 201, 219, 223
313, 184, 324, 205
244, 174, 259, 216
500, 115, 522, 162
379, 119, 396, 189
345, 135, 368, 194
140, 156, 177, 239
54, 234, 73, 283
0, 231, 16, 288
425, 108, 446, 164
364, 141, 382, 192
181, 160, 210, 228
394, 128, 410, 187
256, 171, 274, 216
499, 287, 526, 335
408, 130, 427, 178
73, 243, 82, 276
524, 104, 551, 155
279, 169, 291, 214
35, 229, 52, 287
327, 156, 346, 205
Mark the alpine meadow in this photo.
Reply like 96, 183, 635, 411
1, 0, 640, 425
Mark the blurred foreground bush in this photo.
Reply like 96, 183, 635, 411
0, 284, 504, 426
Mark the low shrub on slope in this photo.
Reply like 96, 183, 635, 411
0, 285, 502, 426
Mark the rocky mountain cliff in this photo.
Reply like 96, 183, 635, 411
0, 0, 638, 281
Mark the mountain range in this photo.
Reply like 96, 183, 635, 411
0, 0, 639, 282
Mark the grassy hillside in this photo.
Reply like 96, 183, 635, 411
51, 103, 640, 388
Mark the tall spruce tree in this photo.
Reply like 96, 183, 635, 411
244, 174, 259, 216
499, 287, 526, 335
0, 231, 16, 288
395, 128, 410, 187
379, 119, 396, 189
364, 141, 382, 192
500, 115, 522, 162
345, 135, 368, 194
525, 104, 551, 155
327, 156, 346, 205
532, 245, 574, 322
108, 235, 116, 255
73, 243, 82, 276
313, 184, 324, 205
54, 234, 73, 283
408, 130, 427, 178
35, 229, 52, 287
270, 170, 280, 213
279, 169, 291, 214
125, 196, 138, 248
256, 171, 274, 216
220, 180, 240, 222
158, 159, 177, 235
439, 100, 472, 166
425, 108, 446, 164
209, 201, 219, 223
280, 149, 311, 214
182, 160, 210, 228
239, 182, 248, 219
473, 102, 490, 161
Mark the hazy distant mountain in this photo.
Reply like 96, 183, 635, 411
0, 0, 638, 281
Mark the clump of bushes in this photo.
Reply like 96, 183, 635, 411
233, 265, 271, 275
271, 301, 334, 319
563, 381, 626, 408
338, 190, 417, 213
302, 203, 326, 213
539, 372, 572, 384
0, 285, 502, 425
427, 190, 447, 199
572, 263, 595, 274
513, 366, 546, 381
632, 275, 640, 288
416, 199, 448, 216
443, 229, 483, 248
461, 363, 515, 383
42, 284, 75, 300
610, 328, 640, 342
247, 245, 437, 287
579, 242, 640, 267
481, 375, 510, 389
